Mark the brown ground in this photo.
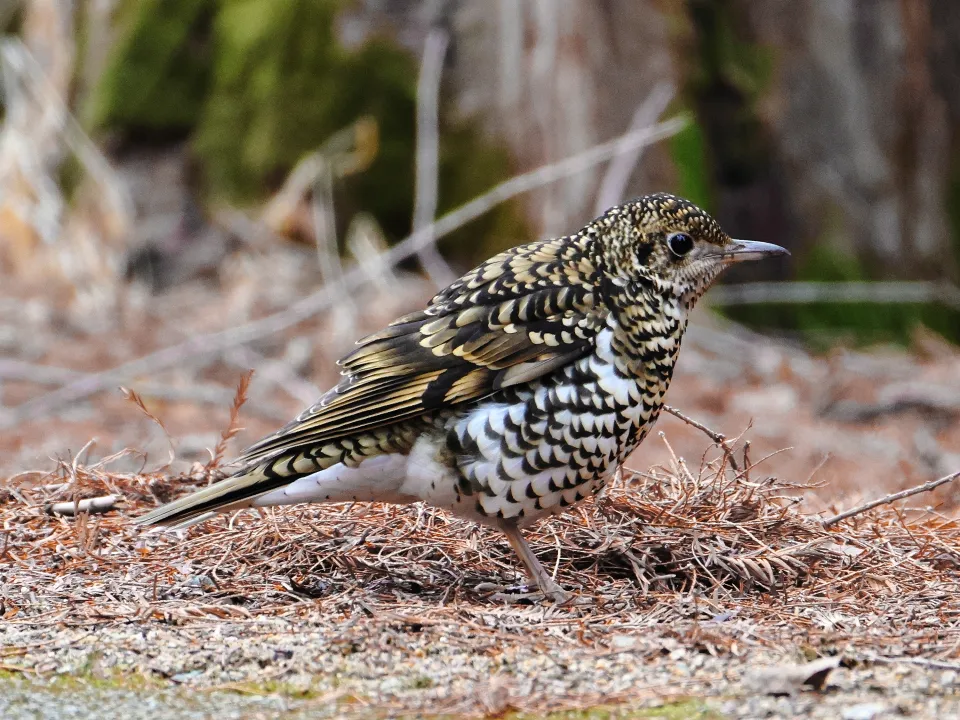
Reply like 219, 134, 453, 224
5, 242, 960, 515
2, 244, 960, 717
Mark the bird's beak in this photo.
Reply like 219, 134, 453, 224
715, 239, 790, 263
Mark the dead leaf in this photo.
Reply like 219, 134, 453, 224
742, 656, 842, 696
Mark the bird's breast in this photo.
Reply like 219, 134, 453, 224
439, 325, 677, 525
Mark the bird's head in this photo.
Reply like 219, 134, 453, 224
597, 193, 788, 307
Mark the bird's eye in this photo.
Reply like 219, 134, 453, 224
667, 232, 694, 258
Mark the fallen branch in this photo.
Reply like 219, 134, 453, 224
662, 404, 740, 473
412, 28, 456, 287
821, 470, 960, 529
1, 113, 686, 429
0, 358, 289, 421
821, 382, 960, 423
593, 81, 674, 213
864, 654, 960, 672
708, 280, 960, 311
45, 494, 117, 517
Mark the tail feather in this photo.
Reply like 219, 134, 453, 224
135, 466, 289, 527
137, 451, 414, 529
138, 511, 218, 532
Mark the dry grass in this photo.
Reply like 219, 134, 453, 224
3, 423, 958, 650
3, 17, 959, 713
3, 349, 960, 715
2, 239, 959, 713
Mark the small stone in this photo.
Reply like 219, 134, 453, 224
170, 669, 203, 683
842, 703, 887, 720
185, 574, 216, 590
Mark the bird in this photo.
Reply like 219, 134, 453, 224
136, 193, 787, 602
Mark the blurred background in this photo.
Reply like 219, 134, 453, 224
2, 0, 959, 510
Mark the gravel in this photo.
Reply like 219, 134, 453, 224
3, 619, 960, 719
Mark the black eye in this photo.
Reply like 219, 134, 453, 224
667, 232, 694, 258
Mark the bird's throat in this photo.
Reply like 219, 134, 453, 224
607, 280, 686, 379
604, 286, 686, 455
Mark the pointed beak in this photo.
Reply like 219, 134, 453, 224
716, 239, 790, 263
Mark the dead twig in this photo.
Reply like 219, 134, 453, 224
413, 28, 456, 288
594, 82, 674, 213
207, 370, 253, 471
45, 494, 117, 516
120, 386, 175, 468
663, 404, 740, 473
822, 382, 960, 423
311, 158, 350, 302
0, 113, 686, 430
821, 470, 960, 529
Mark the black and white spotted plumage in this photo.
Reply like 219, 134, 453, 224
137, 194, 787, 598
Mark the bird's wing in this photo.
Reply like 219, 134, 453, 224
238, 237, 606, 466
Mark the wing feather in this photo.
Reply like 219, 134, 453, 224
237, 236, 605, 467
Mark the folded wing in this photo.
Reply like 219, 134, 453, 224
238, 237, 607, 467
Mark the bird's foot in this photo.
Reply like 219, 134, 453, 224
499, 525, 577, 605
477, 582, 545, 604
542, 586, 574, 604
535, 575, 576, 605
477, 581, 575, 605
536, 578, 596, 606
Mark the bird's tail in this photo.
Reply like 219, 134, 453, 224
136, 451, 409, 530
134, 464, 290, 530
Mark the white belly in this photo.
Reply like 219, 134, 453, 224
251, 434, 461, 510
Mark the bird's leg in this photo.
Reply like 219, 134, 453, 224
500, 524, 571, 604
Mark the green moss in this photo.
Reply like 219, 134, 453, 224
86, 0, 525, 258
0, 666, 165, 692
797, 243, 865, 283
191, 0, 422, 217
435, 119, 530, 266
192, 0, 524, 252
0, 667, 338, 700
57, 154, 86, 204
672, 0, 777, 196
669, 119, 714, 212
0, 1, 23, 36
635, 700, 722, 719
89, 0, 214, 132
410, 674, 435, 689
0, 671, 716, 720
214, 678, 327, 698
0, 668, 368, 718
686, 0, 773, 103
507, 699, 720, 720
194, 0, 365, 199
